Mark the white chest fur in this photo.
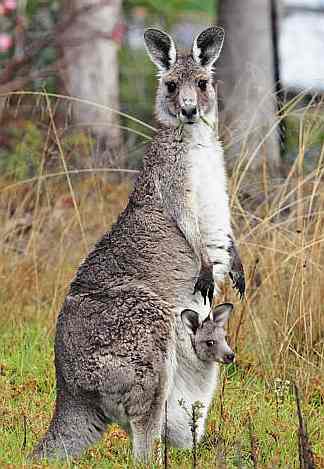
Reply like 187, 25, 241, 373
186, 123, 231, 235
167, 124, 232, 448
185, 122, 233, 296
166, 325, 220, 448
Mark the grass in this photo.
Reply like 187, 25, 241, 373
1, 319, 323, 467
0, 92, 324, 467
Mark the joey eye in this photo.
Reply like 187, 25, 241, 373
166, 81, 177, 93
206, 340, 214, 347
198, 80, 208, 91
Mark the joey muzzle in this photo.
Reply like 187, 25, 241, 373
223, 352, 235, 364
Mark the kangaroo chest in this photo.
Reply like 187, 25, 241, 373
186, 125, 231, 239
166, 329, 219, 446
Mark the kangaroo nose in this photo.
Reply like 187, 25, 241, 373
181, 106, 197, 120
224, 352, 235, 364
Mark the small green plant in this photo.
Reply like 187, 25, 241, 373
178, 399, 204, 468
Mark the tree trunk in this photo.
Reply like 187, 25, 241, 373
61, 0, 123, 167
217, 0, 281, 176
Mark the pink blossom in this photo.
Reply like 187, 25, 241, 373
3, 0, 16, 12
0, 4, 5, 15
111, 22, 126, 45
0, 33, 13, 52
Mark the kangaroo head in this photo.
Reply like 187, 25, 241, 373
181, 303, 234, 364
144, 27, 224, 127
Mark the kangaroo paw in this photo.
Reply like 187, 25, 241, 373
194, 265, 214, 305
229, 270, 245, 300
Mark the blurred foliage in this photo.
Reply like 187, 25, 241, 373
0, 122, 44, 180
25, 0, 60, 92
124, 0, 215, 24
119, 46, 155, 168
62, 130, 96, 169
4, 0, 322, 176
283, 111, 324, 172
0, 118, 95, 180
285, 115, 324, 150
1, 0, 217, 175
0, 0, 59, 90
120, 48, 155, 124
0, 1, 17, 60
26, 0, 56, 17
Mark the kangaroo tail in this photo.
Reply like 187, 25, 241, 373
30, 378, 107, 460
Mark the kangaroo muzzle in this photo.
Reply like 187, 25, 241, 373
181, 105, 197, 121
179, 86, 199, 123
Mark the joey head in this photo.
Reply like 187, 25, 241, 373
181, 303, 235, 364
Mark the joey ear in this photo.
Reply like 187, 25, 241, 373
212, 303, 233, 326
144, 28, 177, 72
181, 309, 200, 336
192, 26, 224, 68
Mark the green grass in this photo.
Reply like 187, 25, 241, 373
0, 92, 324, 467
1, 315, 323, 468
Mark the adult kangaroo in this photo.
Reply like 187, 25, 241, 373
31, 26, 244, 462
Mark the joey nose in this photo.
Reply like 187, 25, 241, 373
224, 352, 235, 364
181, 106, 197, 121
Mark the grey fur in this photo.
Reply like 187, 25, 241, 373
144, 28, 176, 71
31, 26, 244, 463
32, 287, 175, 461
181, 303, 235, 364
192, 26, 225, 68
31, 94, 212, 466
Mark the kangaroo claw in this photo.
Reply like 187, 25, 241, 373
194, 265, 214, 306
229, 271, 245, 300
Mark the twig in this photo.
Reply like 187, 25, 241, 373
233, 300, 246, 349
293, 383, 315, 469
21, 414, 27, 451
164, 400, 168, 469
0, 167, 139, 193
248, 415, 258, 468
191, 402, 204, 469
192, 404, 197, 469
218, 372, 227, 435
201, 115, 215, 130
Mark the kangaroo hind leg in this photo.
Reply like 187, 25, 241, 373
130, 400, 164, 463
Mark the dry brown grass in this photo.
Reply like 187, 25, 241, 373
0, 92, 323, 466
225, 100, 324, 396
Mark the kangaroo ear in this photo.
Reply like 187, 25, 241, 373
192, 26, 224, 68
212, 303, 233, 326
144, 28, 177, 72
181, 309, 200, 336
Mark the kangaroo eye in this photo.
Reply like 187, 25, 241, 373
166, 81, 177, 93
206, 340, 214, 347
198, 80, 207, 91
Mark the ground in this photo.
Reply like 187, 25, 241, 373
0, 166, 323, 467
